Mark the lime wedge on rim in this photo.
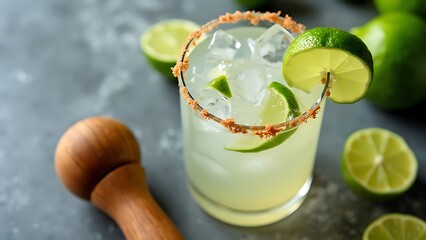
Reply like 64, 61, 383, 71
282, 27, 373, 103
140, 19, 199, 79
341, 128, 418, 201
208, 75, 233, 98
363, 213, 426, 240
225, 81, 301, 153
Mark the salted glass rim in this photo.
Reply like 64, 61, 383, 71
174, 11, 331, 138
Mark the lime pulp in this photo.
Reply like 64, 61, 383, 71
341, 128, 418, 201
363, 213, 426, 240
282, 27, 373, 103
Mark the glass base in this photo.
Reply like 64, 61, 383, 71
188, 177, 312, 227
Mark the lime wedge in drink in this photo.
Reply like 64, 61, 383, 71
282, 27, 373, 103
208, 75, 233, 98
363, 213, 426, 240
140, 19, 199, 79
225, 82, 301, 153
341, 128, 418, 201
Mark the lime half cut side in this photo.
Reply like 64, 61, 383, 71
282, 27, 373, 103
141, 19, 199, 79
363, 213, 426, 240
341, 128, 418, 201
225, 82, 301, 153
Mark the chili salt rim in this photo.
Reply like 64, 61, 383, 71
173, 11, 331, 138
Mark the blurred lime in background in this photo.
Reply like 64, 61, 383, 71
232, 0, 266, 9
351, 12, 426, 110
374, 0, 426, 19
141, 19, 199, 80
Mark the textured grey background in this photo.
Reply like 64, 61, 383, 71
0, 0, 425, 239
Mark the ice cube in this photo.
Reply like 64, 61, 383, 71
194, 89, 231, 132
185, 65, 206, 99
254, 24, 294, 68
247, 38, 256, 57
266, 69, 286, 85
193, 114, 224, 133
207, 60, 241, 80
198, 89, 231, 119
228, 61, 268, 105
207, 30, 241, 62
231, 99, 263, 126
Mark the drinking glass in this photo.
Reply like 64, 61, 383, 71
174, 11, 330, 227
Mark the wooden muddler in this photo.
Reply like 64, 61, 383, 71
54, 117, 183, 240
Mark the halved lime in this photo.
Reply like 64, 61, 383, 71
208, 75, 232, 98
140, 19, 199, 79
341, 128, 418, 201
225, 82, 300, 153
363, 213, 426, 240
282, 27, 373, 103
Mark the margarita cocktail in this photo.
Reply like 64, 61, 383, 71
174, 11, 372, 227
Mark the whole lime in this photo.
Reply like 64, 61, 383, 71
374, 0, 426, 19
351, 13, 426, 110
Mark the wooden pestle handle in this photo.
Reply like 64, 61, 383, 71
55, 117, 183, 240
92, 163, 183, 240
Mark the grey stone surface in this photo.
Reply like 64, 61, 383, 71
0, 0, 425, 239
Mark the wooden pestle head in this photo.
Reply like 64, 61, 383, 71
54, 117, 141, 200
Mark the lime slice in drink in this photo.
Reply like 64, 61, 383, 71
140, 19, 199, 79
341, 128, 418, 201
282, 27, 373, 103
363, 213, 426, 240
208, 75, 232, 98
225, 82, 301, 153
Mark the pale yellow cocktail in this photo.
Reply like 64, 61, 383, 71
175, 12, 330, 227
